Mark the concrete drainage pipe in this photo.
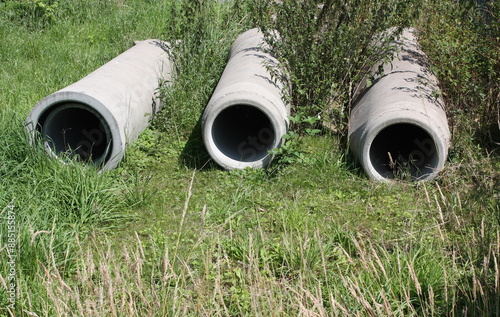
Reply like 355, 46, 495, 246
202, 28, 289, 169
348, 28, 450, 181
25, 39, 173, 170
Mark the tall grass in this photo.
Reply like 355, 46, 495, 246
21, 209, 499, 316
418, 0, 500, 149
0, 107, 130, 314
154, 0, 254, 139
0, 0, 176, 315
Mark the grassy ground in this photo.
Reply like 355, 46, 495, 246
0, 0, 499, 316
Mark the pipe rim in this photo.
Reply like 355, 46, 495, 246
39, 102, 113, 167
361, 118, 448, 181
203, 98, 286, 169
26, 92, 125, 170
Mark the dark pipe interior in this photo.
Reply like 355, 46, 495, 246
39, 103, 112, 165
212, 105, 275, 162
369, 123, 438, 180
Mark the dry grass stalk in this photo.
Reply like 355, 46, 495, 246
408, 261, 422, 296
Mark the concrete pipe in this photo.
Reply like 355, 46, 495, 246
202, 28, 289, 169
25, 39, 173, 170
348, 28, 450, 181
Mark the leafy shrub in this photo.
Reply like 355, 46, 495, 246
254, 0, 422, 133
0, 0, 60, 28
418, 0, 499, 147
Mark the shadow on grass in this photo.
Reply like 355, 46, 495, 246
179, 117, 218, 170
474, 121, 500, 158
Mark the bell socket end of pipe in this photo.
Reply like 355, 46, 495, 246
26, 97, 121, 170
203, 104, 285, 170
362, 122, 448, 182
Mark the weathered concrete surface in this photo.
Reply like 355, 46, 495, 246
348, 28, 450, 181
202, 28, 289, 169
25, 39, 173, 170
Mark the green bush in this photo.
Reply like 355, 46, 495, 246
0, 0, 60, 28
418, 0, 499, 147
254, 0, 422, 133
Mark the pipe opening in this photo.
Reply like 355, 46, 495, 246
212, 105, 275, 162
39, 103, 113, 166
369, 123, 439, 180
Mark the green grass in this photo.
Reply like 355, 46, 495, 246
0, 0, 499, 316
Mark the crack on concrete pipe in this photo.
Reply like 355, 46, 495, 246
202, 28, 289, 169
348, 28, 450, 181
25, 39, 173, 170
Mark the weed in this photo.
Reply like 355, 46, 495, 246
0, 0, 61, 29
154, 0, 254, 138
269, 114, 321, 165
254, 0, 422, 134
418, 0, 500, 151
